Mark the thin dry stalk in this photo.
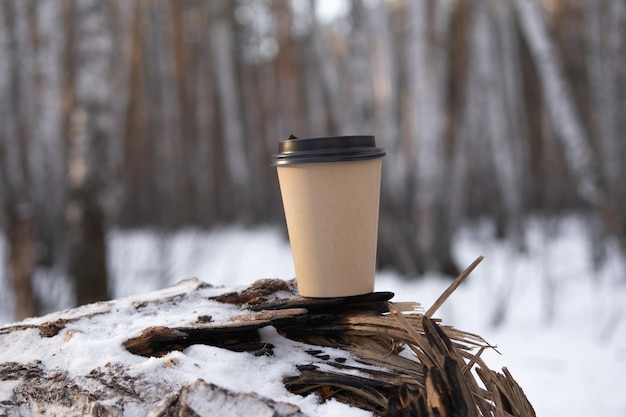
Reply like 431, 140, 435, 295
426, 255, 485, 318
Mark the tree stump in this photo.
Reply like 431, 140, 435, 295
0, 271, 535, 416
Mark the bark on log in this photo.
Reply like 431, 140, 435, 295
0, 276, 535, 417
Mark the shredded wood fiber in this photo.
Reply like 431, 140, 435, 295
123, 256, 535, 417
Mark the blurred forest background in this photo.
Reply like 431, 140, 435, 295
1, 0, 625, 320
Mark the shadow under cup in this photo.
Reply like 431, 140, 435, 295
272, 136, 385, 297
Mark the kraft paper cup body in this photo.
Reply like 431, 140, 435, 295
273, 135, 384, 298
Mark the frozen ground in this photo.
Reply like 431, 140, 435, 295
0, 216, 625, 416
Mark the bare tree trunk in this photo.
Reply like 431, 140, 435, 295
308, 0, 351, 133
141, 0, 183, 226
494, 0, 530, 204
240, 64, 268, 220
362, 0, 416, 273
300, 23, 327, 135
0, 0, 14, 317
104, 0, 133, 226
430, 0, 460, 276
285, 0, 325, 137
473, 0, 525, 247
347, 0, 374, 133
514, 0, 603, 207
208, 0, 251, 211
157, 0, 184, 225
120, 0, 145, 226
1, 0, 69, 319
608, 0, 626, 247
405, 0, 448, 273
31, 0, 66, 272
272, 0, 304, 137
514, 0, 626, 268
366, 0, 403, 192
404, 0, 433, 273
449, 0, 485, 240
588, 0, 626, 254
584, 0, 618, 193
184, 1, 217, 226
582, 0, 624, 266
6, 211, 37, 320
0, 0, 38, 319
67, 0, 113, 306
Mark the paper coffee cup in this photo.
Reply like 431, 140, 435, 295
272, 135, 385, 297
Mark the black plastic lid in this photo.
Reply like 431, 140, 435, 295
272, 135, 385, 166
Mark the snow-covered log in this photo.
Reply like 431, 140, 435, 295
0, 268, 535, 416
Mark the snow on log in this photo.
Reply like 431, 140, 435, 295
0, 269, 536, 416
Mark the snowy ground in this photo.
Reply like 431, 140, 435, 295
1, 216, 625, 416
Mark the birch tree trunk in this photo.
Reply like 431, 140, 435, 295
104, 0, 132, 226
430, 0, 460, 276
67, 0, 113, 306
208, 0, 251, 215
472, 0, 525, 247
347, 0, 374, 134
584, 0, 618, 194
240, 64, 268, 219
405, 0, 448, 272
301, 45, 327, 135
0, 0, 15, 318
608, 0, 626, 244
366, 0, 403, 192
142, 0, 182, 226
514, 0, 626, 265
364, 0, 416, 273
308, 0, 351, 133
32, 0, 66, 270
494, 0, 529, 203
595, 0, 626, 240
344, 0, 399, 265
582, 0, 623, 266
300, 9, 327, 135
169, 0, 198, 224
185, 1, 217, 225
0, 0, 38, 319
271, 0, 303, 138
514, 0, 603, 207
448, 0, 487, 245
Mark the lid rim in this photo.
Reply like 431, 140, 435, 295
272, 151, 385, 166
272, 135, 385, 166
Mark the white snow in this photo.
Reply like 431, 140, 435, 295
0, 216, 625, 416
